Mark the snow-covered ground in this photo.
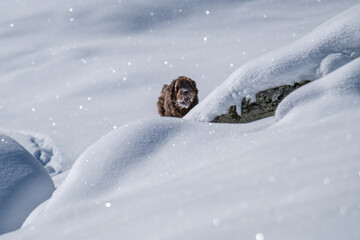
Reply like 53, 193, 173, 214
1, 0, 360, 239
186, 4, 360, 122
1, 0, 359, 171
0, 135, 54, 235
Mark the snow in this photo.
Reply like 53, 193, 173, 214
317, 53, 353, 77
0, 130, 69, 174
1, 0, 358, 168
0, 135, 54, 235
276, 57, 360, 121
185, 4, 360, 122
4, 85, 360, 239
1, 0, 360, 239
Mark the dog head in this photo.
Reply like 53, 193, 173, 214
169, 76, 198, 109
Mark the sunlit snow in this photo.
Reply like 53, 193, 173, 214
0, 0, 360, 240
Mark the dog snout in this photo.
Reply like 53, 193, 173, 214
183, 91, 193, 98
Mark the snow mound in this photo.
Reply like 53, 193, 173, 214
276, 57, 360, 121
4, 63, 360, 238
0, 134, 55, 235
316, 53, 352, 77
185, 4, 360, 122
43, 119, 186, 208
2, 2, 360, 239
0, 130, 70, 175
6, 95, 360, 239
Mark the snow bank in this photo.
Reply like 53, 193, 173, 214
9, 55, 360, 238
276, 57, 360, 121
40, 119, 186, 208
2, 0, 358, 165
0, 134, 55, 235
4, 56, 360, 238
1, 0, 358, 170
6, 94, 360, 240
0, 129, 70, 175
185, 4, 360, 122
1, 2, 360, 240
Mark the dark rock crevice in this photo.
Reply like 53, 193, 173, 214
212, 80, 311, 123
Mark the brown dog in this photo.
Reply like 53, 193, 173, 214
157, 76, 199, 118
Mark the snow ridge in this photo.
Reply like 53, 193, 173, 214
0, 129, 70, 175
276, 57, 360, 121
43, 119, 186, 209
185, 4, 360, 122
0, 134, 54, 235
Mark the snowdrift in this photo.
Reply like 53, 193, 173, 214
185, 4, 360, 122
7, 58, 360, 239
0, 129, 69, 175
1, 3, 360, 240
276, 57, 360, 121
43, 119, 185, 207
1, 0, 358, 170
0, 135, 54, 235
7, 78, 360, 240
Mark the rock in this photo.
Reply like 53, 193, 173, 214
212, 80, 311, 123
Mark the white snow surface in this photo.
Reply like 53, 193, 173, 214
0, 130, 69, 175
276, 57, 360, 121
185, 4, 360, 122
0, 135, 54, 235
5, 61, 360, 238
1, 0, 360, 239
1, 0, 359, 170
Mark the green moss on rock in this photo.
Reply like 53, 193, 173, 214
212, 80, 311, 123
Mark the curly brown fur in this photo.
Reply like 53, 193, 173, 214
157, 76, 199, 118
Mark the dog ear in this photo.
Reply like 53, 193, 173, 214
169, 79, 178, 100
190, 79, 198, 94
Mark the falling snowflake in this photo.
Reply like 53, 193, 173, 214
212, 218, 221, 226
256, 233, 264, 240
339, 206, 347, 215
177, 209, 185, 216
323, 177, 330, 185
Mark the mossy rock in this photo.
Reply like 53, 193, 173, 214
212, 80, 311, 123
